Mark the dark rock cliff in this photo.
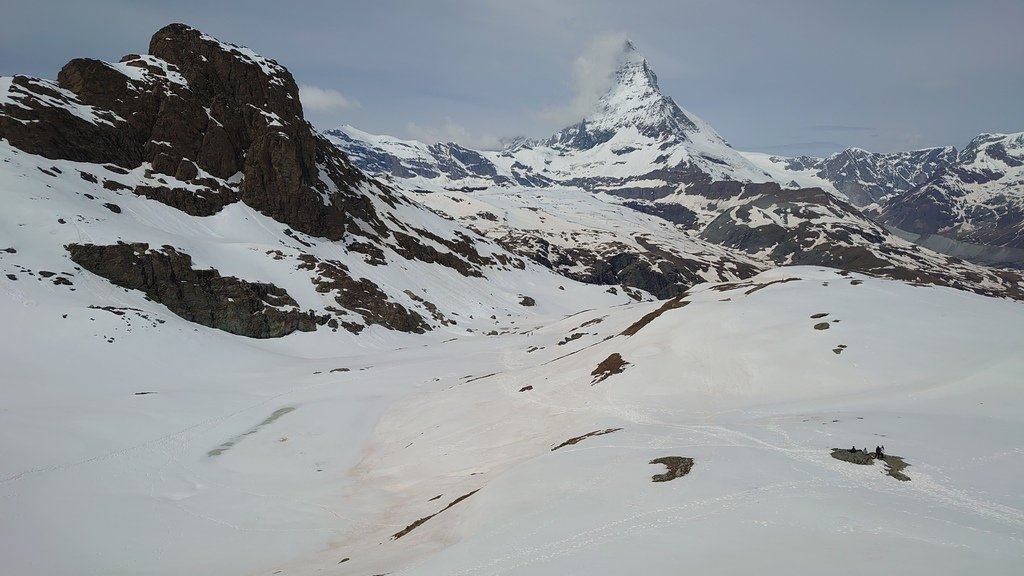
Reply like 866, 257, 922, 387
67, 243, 320, 338
2, 23, 388, 241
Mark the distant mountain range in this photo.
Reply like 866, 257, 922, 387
752, 133, 1024, 265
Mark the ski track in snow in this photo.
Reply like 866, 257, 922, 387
2, 378, 325, 485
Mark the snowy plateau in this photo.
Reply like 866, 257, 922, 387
1, 24, 1023, 576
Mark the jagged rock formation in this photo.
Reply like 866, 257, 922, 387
747, 134, 1024, 267
698, 183, 1024, 299
1, 23, 385, 241
757, 146, 957, 207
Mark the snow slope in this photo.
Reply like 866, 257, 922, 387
279, 267, 1024, 575
6, 236, 1024, 575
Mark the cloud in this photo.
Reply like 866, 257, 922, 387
298, 84, 360, 113
405, 118, 502, 150
538, 32, 629, 128
748, 141, 848, 157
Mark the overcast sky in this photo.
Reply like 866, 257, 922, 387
2, 0, 1022, 156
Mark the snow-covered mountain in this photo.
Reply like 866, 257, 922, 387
3, 24, 1024, 576
331, 40, 1024, 300
405, 184, 763, 299
880, 132, 1024, 253
745, 134, 1024, 267
744, 145, 958, 207
329, 39, 777, 200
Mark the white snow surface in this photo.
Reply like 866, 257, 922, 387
2, 120, 1024, 575
104, 55, 189, 89
740, 150, 842, 195
3, 136, 1024, 575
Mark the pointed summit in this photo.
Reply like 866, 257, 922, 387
544, 39, 730, 150
612, 39, 661, 92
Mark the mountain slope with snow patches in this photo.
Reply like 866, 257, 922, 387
743, 146, 958, 208
281, 268, 1024, 576
880, 132, 1024, 253
744, 135, 1024, 267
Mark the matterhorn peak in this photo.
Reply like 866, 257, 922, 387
544, 38, 720, 149
611, 39, 661, 92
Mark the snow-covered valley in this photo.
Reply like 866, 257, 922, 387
4, 260, 1023, 575
2, 21, 1023, 576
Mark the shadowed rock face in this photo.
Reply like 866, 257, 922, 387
0, 75, 136, 165
813, 146, 957, 207
67, 243, 319, 338
2, 23, 390, 241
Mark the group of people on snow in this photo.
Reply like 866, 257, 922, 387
849, 445, 885, 458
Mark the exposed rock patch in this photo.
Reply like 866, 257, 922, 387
880, 455, 911, 481
649, 456, 694, 482
621, 295, 688, 336
744, 277, 799, 295
67, 242, 317, 338
391, 489, 480, 540
591, 353, 629, 384
299, 255, 428, 334
551, 428, 622, 451
829, 448, 910, 481
557, 332, 585, 346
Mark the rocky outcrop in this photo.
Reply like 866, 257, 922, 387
67, 243, 319, 338
297, 255, 429, 334
2, 23, 393, 241
2, 24, 532, 337
0, 76, 134, 165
